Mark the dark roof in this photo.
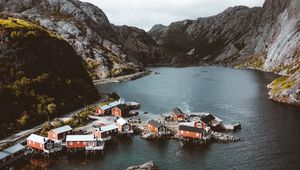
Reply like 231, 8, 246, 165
179, 125, 205, 133
148, 120, 163, 128
172, 107, 184, 115
115, 104, 128, 110
200, 114, 215, 124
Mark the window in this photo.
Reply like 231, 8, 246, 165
77, 141, 80, 144
69, 142, 73, 145
53, 134, 55, 137
83, 142, 86, 145
180, 131, 183, 134
196, 133, 199, 137
40, 144, 42, 148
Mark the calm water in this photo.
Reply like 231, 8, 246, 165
21, 67, 300, 170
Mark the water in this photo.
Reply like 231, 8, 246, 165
20, 67, 300, 169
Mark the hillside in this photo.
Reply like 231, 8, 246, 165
149, 0, 300, 105
0, 14, 99, 137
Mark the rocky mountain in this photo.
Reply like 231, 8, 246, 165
149, 0, 300, 106
0, 0, 166, 79
0, 14, 99, 137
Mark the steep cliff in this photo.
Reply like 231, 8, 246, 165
150, 0, 300, 106
0, 14, 99, 137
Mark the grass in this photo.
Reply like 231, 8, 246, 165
0, 17, 62, 40
270, 76, 297, 96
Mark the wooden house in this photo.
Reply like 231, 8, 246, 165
112, 104, 130, 117
172, 107, 185, 122
27, 134, 55, 152
200, 114, 223, 128
93, 124, 118, 140
66, 135, 96, 148
178, 125, 205, 139
147, 120, 167, 135
95, 100, 124, 115
116, 118, 133, 134
48, 125, 72, 141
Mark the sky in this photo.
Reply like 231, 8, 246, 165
82, 0, 265, 31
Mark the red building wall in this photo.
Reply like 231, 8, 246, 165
27, 140, 44, 151
66, 141, 95, 148
112, 107, 122, 117
179, 130, 202, 139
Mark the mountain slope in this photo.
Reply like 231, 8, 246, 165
149, 0, 300, 106
0, 14, 99, 137
0, 0, 154, 79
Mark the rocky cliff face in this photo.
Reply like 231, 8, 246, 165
0, 14, 99, 136
150, 0, 300, 106
0, 0, 148, 79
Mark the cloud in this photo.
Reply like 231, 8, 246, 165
82, 0, 265, 31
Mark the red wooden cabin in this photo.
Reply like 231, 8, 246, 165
172, 107, 185, 122
27, 134, 55, 151
112, 104, 129, 117
48, 125, 72, 141
95, 100, 123, 116
66, 135, 96, 148
147, 120, 167, 135
178, 125, 205, 139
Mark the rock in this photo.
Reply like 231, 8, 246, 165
126, 161, 158, 170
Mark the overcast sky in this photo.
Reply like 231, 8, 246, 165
82, 0, 265, 31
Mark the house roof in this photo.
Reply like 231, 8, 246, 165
117, 118, 127, 126
0, 143, 25, 160
99, 99, 124, 111
27, 134, 49, 144
51, 125, 72, 134
66, 135, 95, 142
200, 114, 215, 124
115, 104, 128, 110
148, 120, 163, 128
179, 125, 205, 133
172, 107, 184, 116
100, 124, 118, 132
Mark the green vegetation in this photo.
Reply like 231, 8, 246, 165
0, 17, 62, 40
85, 59, 100, 80
39, 106, 95, 136
269, 76, 297, 96
235, 55, 265, 69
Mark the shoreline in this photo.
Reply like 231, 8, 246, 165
93, 70, 151, 85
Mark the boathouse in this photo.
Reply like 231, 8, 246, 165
66, 135, 96, 148
95, 99, 124, 115
0, 143, 25, 167
116, 118, 133, 133
27, 134, 55, 152
147, 120, 167, 135
48, 125, 72, 141
93, 124, 118, 140
112, 104, 130, 117
200, 114, 223, 128
178, 125, 205, 139
172, 107, 185, 122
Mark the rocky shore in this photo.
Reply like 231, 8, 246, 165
126, 161, 158, 170
93, 70, 151, 85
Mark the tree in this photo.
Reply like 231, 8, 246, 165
17, 112, 30, 128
